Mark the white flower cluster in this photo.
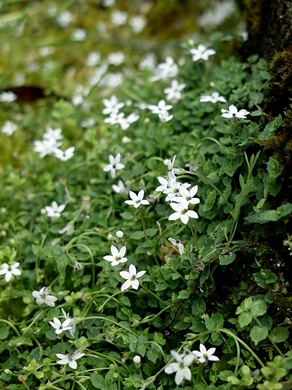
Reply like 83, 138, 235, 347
148, 100, 173, 122
103, 95, 139, 130
165, 344, 220, 385
156, 156, 200, 224
103, 238, 146, 292
33, 127, 75, 161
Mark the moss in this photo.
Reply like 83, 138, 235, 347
243, 0, 269, 32
261, 49, 292, 170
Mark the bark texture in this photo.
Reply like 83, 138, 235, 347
244, 0, 292, 61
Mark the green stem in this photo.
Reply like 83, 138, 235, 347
141, 284, 165, 305
0, 319, 21, 337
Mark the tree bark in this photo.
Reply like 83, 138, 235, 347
244, 0, 292, 61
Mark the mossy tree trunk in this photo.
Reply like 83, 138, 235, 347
244, 0, 292, 61
243, 0, 292, 173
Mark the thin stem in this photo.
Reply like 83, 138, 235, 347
0, 319, 21, 337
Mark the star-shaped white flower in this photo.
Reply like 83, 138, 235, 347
103, 153, 125, 178
221, 104, 250, 119
1, 120, 17, 135
192, 343, 220, 363
0, 262, 21, 282
190, 44, 216, 62
168, 200, 198, 224
103, 245, 127, 266
102, 95, 125, 115
49, 317, 73, 335
164, 350, 195, 385
125, 190, 150, 208
120, 264, 146, 291
148, 100, 173, 115
200, 91, 226, 103
45, 201, 66, 218
56, 349, 85, 370
172, 185, 200, 206
61, 308, 76, 337
32, 287, 57, 307
54, 146, 75, 161
164, 80, 186, 101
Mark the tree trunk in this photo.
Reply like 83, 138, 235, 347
244, 0, 292, 61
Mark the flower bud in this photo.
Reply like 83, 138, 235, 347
116, 230, 124, 238
133, 355, 141, 365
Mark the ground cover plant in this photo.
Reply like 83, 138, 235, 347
0, 1, 291, 389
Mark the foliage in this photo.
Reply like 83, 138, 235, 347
0, 1, 291, 390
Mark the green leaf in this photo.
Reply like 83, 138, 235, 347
130, 231, 145, 240
0, 326, 10, 340
250, 299, 267, 318
91, 373, 105, 389
250, 325, 268, 345
145, 228, 158, 237
219, 251, 236, 265
270, 327, 289, 343
258, 115, 282, 141
238, 312, 253, 328
245, 203, 292, 224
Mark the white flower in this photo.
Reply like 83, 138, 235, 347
139, 53, 156, 70
56, 349, 85, 370
148, 100, 173, 122
102, 0, 115, 6
192, 344, 220, 363
54, 146, 75, 161
190, 44, 216, 61
165, 155, 181, 179
112, 180, 127, 195
129, 15, 146, 33
61, 308, 76, 337
59, 222, 75, 235
200, 91, 226, 103
118, 113, 139, 130
151, 56, 178, 81
120, 264, 146, 291
103, 153, 125, 178
103, 245, 127, 266
56, 11, 73, 27
0, 91, 17, 102
86, 52, 100, 67
125, 190, 150, 208
111, 10, 127, 26
45, 201, 66, 218
148, 100, 172, 114
172, 185, 200, 206
49, 317, 73, 335
155, 176, 176, 194
168, 238, 185, 255
107, 51, 125, 66
221, 104, 250, 119
81, 118, 96, 128
0, 262, 21, 282
164, 80, 186, 101
43, 127, 63, 141
72, 28, 87, 41
168, 200, 199, 224
32, 287, 57, 307
164, 350, 195, 385
1, 120, 17, 135
34, 138, 62, 159
104, 112, 125, 126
